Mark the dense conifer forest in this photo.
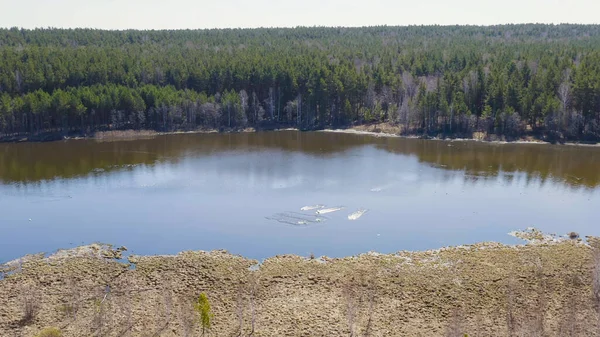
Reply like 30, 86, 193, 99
1, 24, 600, 141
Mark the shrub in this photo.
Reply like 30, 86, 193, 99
35, 327, 62, 337
20, 294, 38, 325
194, 293, 214, 336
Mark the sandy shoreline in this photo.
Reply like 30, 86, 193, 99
91, 126, 600, 147
91, 125, 600, 147
3, 124, 599, 147
2, 230, 599, 336
322, 124, 600, 147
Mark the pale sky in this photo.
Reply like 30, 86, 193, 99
0, 0, 598, 30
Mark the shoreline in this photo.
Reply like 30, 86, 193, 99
2, 230, 598, 336
0, 228, 578, 267
2, 123, 599, 147
323, 123, 600, 147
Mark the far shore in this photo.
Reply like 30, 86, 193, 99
323, 128, 600, 147
1, 123, 599, 147
323, 123, 600, 147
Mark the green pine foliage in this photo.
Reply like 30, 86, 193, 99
0, 25, 599, 140
194, 293, 213, 336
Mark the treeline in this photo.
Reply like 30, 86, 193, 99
1, 25, 600, 140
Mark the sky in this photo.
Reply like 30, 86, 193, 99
0, 0, 598, 30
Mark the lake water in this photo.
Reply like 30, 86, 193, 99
0, 131, 599, 262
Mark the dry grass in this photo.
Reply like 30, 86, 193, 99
350, 123, 403, 135
94, 130, 158, 141
34, 327, 62, 337
0, 240, 598, 336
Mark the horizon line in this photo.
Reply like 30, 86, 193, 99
1, 22, 600, 31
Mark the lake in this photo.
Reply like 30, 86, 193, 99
0, 131, 599, 263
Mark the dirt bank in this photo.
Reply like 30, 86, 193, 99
331, 123, 600, 147
3, 123, 599, 147
1, 234, 599, 337
0, 127, 258, 143
94, 128, 258, 142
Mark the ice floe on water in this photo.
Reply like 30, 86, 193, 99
399, 173, 419, 182
300, 204, 325, 211
348, 209, 368, 221
269, 204, 370, 226
370, 183, 396, 192
266, 211, 327, 226
270, 176, 304, 190
29, 194, 73, 204
316, 207, 345, 215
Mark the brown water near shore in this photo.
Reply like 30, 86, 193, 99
1, 130, 599, 186
0, 130, 599, 264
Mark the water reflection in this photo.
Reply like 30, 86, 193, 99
1, 131, 599, 188
0, 131, 598, 262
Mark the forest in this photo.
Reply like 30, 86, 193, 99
1, 24, 600, 141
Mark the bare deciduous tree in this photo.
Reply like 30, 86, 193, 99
152, 289, 172, 336
343, 282, 358, 337
362, 285, 376, 337
558, 81, 571, 115
505, 275, 517, 337
532, 257, 547, 336
402, 71, 417, 99
19, 285, 39, 326
445, 308, 465, 337
251, 92, 261, 125
14, 70, 22, 93
266, 87, 275, 121
559, 274, 581, 336
342, 272, 378, 337
236, 282, 245, 337
398, 98, 411, 134
63, 278, 81, 321
239, 90, 249, 126
247, 273, 259, 336
178, 297, 195, 337
591, 239, 600, 328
